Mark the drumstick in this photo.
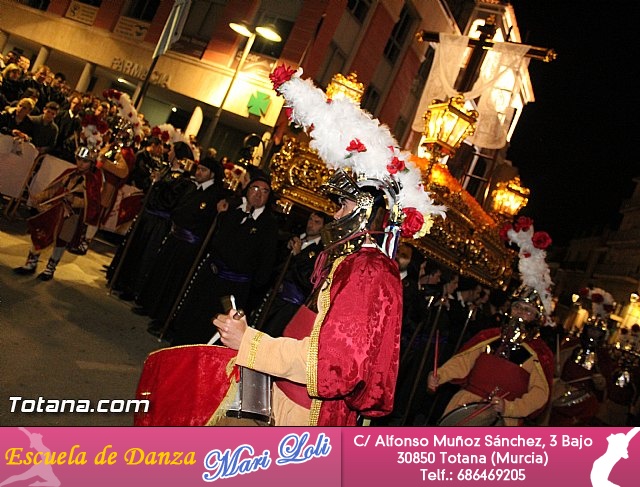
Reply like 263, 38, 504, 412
433, 329, 439, 378
455, 392, 509, 426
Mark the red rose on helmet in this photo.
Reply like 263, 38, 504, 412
532, 231, 552, 250
386, 156, 405, 175
270, 64, 296, 91
346, 138, 367, 153
514, 216, 534, 232
401, 207, 424, 237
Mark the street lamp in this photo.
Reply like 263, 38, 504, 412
199, 21, 281, 150
419, 95, 478, 173
489, 176, 530, 219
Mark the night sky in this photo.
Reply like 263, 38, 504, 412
504, 1, 640, 246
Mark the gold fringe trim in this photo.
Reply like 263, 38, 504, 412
205, 357, 238, 426
247, 331, 264, 369
306, 256, 346, 425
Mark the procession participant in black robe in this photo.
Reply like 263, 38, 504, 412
108, 142, 195, 300
133, 156, 225, 332
168, 173, 279, 345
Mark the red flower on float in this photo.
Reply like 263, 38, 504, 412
346, 138, 367, 153
513, 216, 534, 232
269, 64, 296, 92
499, 223, 512, 243
591, 293, 604, 304
578, 287, 590, 297
532, 231, 552, 250
386, 156, 406, 175
400, 207, 424, 237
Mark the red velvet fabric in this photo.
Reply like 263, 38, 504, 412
313, 248, 403, 426
134, 345, 237, 426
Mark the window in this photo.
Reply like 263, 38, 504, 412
347, 0, 371, 23
383, 5, 415, 63
17, 0, 50, 10
361, 85, 381, 115
317, 43, 347, 89
173, 0, 227, 57
182, 0, 227, 40
126, 0, 160, 22
250, 16, 293, 59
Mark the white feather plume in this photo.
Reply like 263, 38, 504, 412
275, 68, 446, 232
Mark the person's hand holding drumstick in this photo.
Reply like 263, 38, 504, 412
212, 295, 247, 350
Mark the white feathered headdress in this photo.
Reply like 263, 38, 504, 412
500, 216, 554, 317
269, 65, 446, 239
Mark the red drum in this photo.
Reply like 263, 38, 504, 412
548, 385, 598, 426
437, 402, 504, 426
134, 345, 238, 426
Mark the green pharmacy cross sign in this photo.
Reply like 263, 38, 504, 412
247, 91, 271, 117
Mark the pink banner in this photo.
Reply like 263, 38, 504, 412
1, 426, 639, 486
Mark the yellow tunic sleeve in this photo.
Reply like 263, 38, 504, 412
235, 327, 309, 384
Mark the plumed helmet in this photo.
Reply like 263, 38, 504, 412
320, 169, 402, 257
75, 146, 98, 163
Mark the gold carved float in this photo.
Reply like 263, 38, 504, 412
270, 137, 516, 288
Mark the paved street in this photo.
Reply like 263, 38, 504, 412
0, 211, 164, 426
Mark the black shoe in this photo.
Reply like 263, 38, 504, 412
13, 266, 36, 275
131, 306, 148, 316
36, 272, 54, 281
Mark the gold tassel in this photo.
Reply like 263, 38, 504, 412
205, 358, 239, 426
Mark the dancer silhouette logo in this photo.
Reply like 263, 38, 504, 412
0, 428, 61, 487
591, 427, 640, 487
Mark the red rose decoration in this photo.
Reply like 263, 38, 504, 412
386, 156, 406, 175
532, 231, 552, 250
346, 138, 367, 153
269, 64, 296, 91
591, 293, 604, 304
578, 287, 589, 297
400, 207, 424, 237
514, 216, 534, 232
161, 131, 170, 142
284, 106, 293, 122
151, 127, 161, 137
499, 223, 512, 243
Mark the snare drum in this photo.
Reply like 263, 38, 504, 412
226, 366, 273, 425
437, 402, 505, 427
548, 385, 598, 426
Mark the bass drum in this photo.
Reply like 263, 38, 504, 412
437, 402, 505, 427
548, 385, 598, 426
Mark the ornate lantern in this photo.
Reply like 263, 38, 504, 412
325, 72, 364, 105
420, 95, 478, 168
490, 176, 530, 218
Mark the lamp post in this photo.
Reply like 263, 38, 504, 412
419, 95, 478, 173
489, 176, 530, 220
199, 21, 281, 151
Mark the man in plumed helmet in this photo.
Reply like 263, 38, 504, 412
427, 217, 555, 426
209, 64, 446, 427
133, 155, 226, 335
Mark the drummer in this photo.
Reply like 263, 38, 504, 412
427, 218, 556, 426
